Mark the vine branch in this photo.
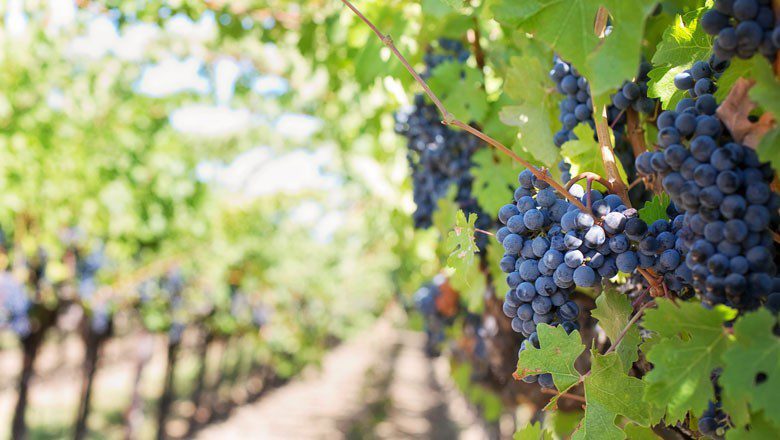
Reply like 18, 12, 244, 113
339, 0, 593, 216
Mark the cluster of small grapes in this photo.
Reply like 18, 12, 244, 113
672, 58, 728, 103
698, 371, 731, 438
395, 41, 492, 240
635, 61, 779, 310
413, 281, 448, 357
550, 56, 597, 147
0, 272, 32, 337
610, 61, 656, 115
702, 0, 779, 61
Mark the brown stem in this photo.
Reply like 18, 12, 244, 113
565, 172, 614, 192
604, 300, 655, 355
594, 105, 631, 207
474, 228, 495, 237
339, 0, 592, 216
626, 108, 647, 159
541, 387, 586, 403
627, 177, 645, 190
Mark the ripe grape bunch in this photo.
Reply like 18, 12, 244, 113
702, 0, 779, 61
610, 61, 656, 116
635, 59, 779, 311
394, 39, 492, 240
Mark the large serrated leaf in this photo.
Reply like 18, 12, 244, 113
471, 149, 518, 216
573, 352, 663, 440
516, 324, 585, 390
651, 8, 711, 66
641, 301, 737, 423
720, 309, 780, 429
591, 289, 641, 371
428, 61, 488, 122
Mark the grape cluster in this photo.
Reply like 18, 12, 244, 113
0, 272, 32, 337
558, 160, 572, 184
672, 58, 728, 102
498, 170, 665, 385
395, 41, 492, 239
550, 56, 596, 147
635, 65, 779, 310
610, 61, 656, 115
702, 0, 778, 61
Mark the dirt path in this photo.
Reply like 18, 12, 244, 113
197, 322, 492, 440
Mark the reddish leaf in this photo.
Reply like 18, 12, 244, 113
716, 78, 775, 149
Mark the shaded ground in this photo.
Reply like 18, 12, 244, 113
198, 321, 491, 440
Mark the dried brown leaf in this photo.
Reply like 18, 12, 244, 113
716, 78, 775, 149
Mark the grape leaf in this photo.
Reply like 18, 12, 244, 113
444, 209, 486, 312
726, 411, 780, 440
720, 309, 780, 429
651, 8, 711, 67
561, 124, 628, 190
748, 56, 780, 118
516, 324, 584, 390
471, 149, 520, 216
573, 352, 663, 440
549, 409, 584, 439
591, 289, 641, 371
756, 128, 780, 174
490, 0, 600, 73
638, 194, 670, 225
501, 55, 560, 167
585, 0, 659, 97
492, 0, 656, 96
623, 423, 662, 440
428, 61, 488, 122
647, 64, 688, 110
514, 421, 553, 440
641, 301, 737, 423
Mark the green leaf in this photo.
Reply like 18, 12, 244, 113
548, 409, 584, 439
444, 209, 486, 312
501, 55, 560, 167
638, 194, 671, 225
514, 421, 553, 440
720, 309, 780, 429
428, 61, 488, 122
561, 125, 628, 191
591, 289, 641, 371
642, 301, 738, 423
623, 423, 663, 440
647, 65, 688, 110
651, 8, 712, 67
756, 128, 780, 174
516, 324, 585, 390
726, 411, 780, 440
490, 0, 600, 73
585, 1, 660, 96
573, 352, 663, 440
749, 56, 780, 117
471, 149, 519, 216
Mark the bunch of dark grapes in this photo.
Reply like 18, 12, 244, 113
558, 160, 572, 184
395, 39, 492, 243
610, 61, 656, 115
702, 0, 778, 61
635, 60, 779, 310
497, 170, 663, 387
550, 56, 596, 147
672, 58, 729, 101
